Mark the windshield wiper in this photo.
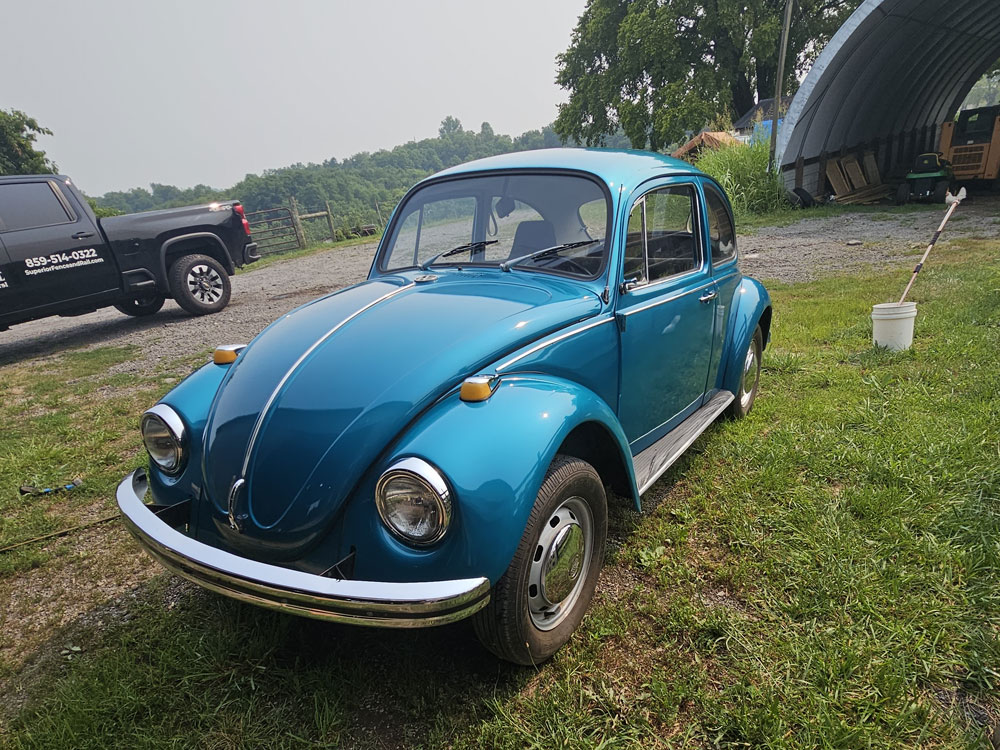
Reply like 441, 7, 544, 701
500, 239, 603, 272
420, 240, 498, 270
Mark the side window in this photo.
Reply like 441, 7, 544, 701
0, 182, 73, 233
643, 186, 699, 283
705, 186, 737, 265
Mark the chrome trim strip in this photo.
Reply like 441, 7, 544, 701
496, 316, 615, 372
620, 278, 718, 317
240, 283, 415, 477
117, 471, 490, 628
144, 403, 186, 444
633, 391, 734, 495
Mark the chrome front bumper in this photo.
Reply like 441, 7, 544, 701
116, 470, 490, 627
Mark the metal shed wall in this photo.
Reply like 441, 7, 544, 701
777, 0, 1000, 195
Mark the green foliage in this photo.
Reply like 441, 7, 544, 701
85, 196, 121, 219
554, 0, 861, 150
695, 139, 788, 217
0, 108, 56, 175
93, 119, 583, 225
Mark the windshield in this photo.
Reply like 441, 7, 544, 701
378, 172, 610, 279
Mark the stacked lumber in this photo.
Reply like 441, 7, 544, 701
826, 152, 892, 204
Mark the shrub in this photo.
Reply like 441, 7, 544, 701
694, 139, 788, 218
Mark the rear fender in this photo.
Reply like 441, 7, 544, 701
160, 232, 235, 288
348, 375, 637, 585
719, 277, 771, 396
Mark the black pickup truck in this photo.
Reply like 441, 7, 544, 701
0, 175, 259, 330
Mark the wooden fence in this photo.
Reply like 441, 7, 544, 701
247, 197, 382, 256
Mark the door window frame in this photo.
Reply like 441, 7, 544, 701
619, 180, 706, 294
0, 180, 78, 234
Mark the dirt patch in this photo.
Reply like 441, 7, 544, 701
0, 523, 158, 673
740, 194, 1000, 283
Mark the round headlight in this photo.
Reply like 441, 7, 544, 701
140, 404, 186, 474
375, 458, 451, 546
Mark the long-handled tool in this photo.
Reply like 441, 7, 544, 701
898, 187, 966, 304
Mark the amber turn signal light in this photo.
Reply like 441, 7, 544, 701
460, 375, 499, 402
213, 345, 245, 365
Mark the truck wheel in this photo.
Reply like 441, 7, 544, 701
473, 455, 607, 665
726, 325, 763, 419
114, 293, 165, 317
169, 254, 231, 315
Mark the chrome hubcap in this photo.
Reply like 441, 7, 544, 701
740, 338, 760, 410
187, 264, 223, 304
528, 496, 593, 631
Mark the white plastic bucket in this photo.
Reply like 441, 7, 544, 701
871, 302, 917, 351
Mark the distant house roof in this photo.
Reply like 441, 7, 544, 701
733, 96, 794, 131
670, 131, 741, 161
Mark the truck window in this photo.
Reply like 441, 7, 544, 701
0, 182, 74, 233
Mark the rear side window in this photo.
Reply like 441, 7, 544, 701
0, 182, 73, 232
704, 185, 737, 265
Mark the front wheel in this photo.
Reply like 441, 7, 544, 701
113, 293, 165, 317
473, 455, 607, 665
933, 180, 950, 204
895, 182, 910, 205
169, 254, 231, 315
727, 325, 763, 419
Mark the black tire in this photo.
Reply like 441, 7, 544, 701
168, 254, 231, 315
933, 180, 949, 204
895, 183, 910, 206
473, 455, 607, 665
791, 187, 815, 208
726, 325, 763, 419
113, 293, 165, 317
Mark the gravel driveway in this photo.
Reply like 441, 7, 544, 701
2, 195, 997, 368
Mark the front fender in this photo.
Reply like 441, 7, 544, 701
146, 360, 230, 506
719, 276, 771, 396
341, 375, 636, 585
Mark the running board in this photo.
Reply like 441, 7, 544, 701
632, 391, 735, 495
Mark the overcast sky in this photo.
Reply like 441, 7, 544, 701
3, 0, 587, 196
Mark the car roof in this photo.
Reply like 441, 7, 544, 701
430, 148, 705, 191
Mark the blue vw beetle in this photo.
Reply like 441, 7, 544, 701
118, 149, 771, 664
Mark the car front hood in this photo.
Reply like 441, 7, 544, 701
201, 272, 602, 557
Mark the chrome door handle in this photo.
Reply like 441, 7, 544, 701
699, 290, 718, 303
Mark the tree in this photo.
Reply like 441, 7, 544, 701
0, 109, 56, 175
438, 116, 464, 137
554, 0, 861, 150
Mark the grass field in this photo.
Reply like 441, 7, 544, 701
1, 236, 997, 748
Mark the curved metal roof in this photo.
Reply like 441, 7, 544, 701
777, 0, 1000, 179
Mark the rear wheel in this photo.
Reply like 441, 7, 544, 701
169, 254, 231, 315
113, 293, 165, 317
933, 180, 949, 204
473, 455, 607, 665
727, 325, 763, 419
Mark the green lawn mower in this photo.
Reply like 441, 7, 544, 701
896, 152, 954, 204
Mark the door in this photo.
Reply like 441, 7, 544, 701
0, 179, 119, 316
616, 181, 717, 449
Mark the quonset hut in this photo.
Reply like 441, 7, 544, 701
776, 0, 1000, 196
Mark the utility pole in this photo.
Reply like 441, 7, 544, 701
768, 0, 795, 172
